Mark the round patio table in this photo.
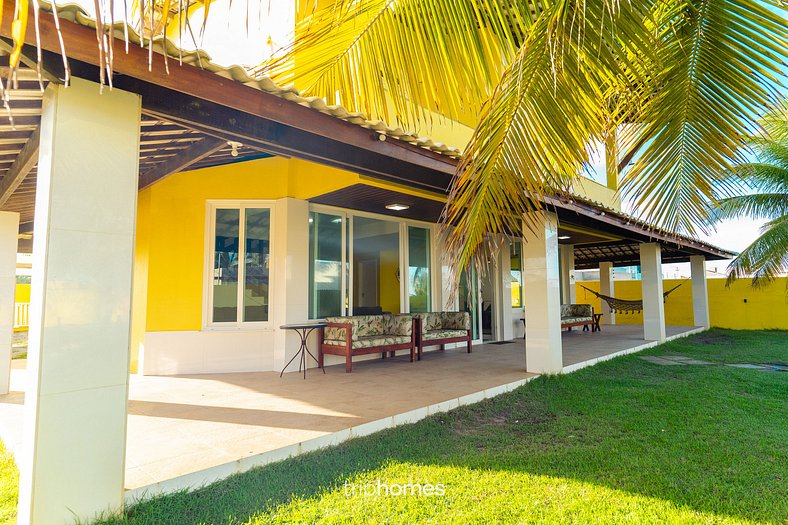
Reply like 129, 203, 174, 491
279, 322, 327, 379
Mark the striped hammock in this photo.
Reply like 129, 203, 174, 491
580, 281, 686, 314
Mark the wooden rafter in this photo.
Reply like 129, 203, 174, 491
0, 125, 39, 207
138, 137, 226, 189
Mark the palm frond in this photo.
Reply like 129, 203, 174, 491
620, 0, 788, 235
712, 193, 788, 221
260, 0, 534, 130
726, 215, 788, 286
440, 0, 656, 275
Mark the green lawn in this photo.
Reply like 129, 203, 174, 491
3, 329, 787, 525
0, 441, 18, 525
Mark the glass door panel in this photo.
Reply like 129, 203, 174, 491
459, 269, 480, 341
243, 208, 271, 322
212, 208, 239, 323
352, 216, 400, 314
309, 212, 344, 318
407, 226, 431, 313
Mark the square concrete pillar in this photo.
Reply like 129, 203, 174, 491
17, 79, 141, 525
559, 244, 576, 304
599, 261, 615, 325
690, 255, 710, 328
524, 212, 563, 373
639, 243, 666, 342
272, 198, 310, 371
0, 212, 19, 395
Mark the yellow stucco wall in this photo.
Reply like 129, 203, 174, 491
15, 283, 30, 303
576, 278, 788, 330
134, 156, 446, 343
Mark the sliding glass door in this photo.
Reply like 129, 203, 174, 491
407, 226, 431, 313
309, 207, 435, 318
308, 211, 346, 318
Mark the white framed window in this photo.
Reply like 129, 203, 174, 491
307, 203, 436, 316
204, 201, 274, 329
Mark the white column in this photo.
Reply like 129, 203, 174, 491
559, 244, 575, 304
0, 212, 19, 395
640, 243, 666, 342
690, 255, 710, 328
497, 238, 514, 341
598, 261, 615, 325
17, 79, 141, 525
272, 198, 310, 370
524, 212, 562, 373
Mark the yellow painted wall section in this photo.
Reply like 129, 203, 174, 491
141, 155, 433, 332
14, 283, 30, 303
575, 277, 788, 330
378, 248, 400, 313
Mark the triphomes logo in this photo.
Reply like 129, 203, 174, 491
343, 479, 446, 498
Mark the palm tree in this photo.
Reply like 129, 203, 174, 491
9, 0, 786, 276
257, 0, 787, 273
712, 102, 788, 287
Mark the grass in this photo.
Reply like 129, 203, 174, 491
0, 441, 18, 525
2, 329, 787, 525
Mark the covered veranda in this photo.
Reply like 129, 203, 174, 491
0, 4, 735, 524
0, 324, 701, 500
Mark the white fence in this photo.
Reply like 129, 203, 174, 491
14, 302, 29, 329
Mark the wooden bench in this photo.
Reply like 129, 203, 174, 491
560, 304, 595, 331
414, 312, 472, 360
318, 314, 416, 373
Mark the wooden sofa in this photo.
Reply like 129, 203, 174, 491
318, 314, 416, 373
560, 304, 595, 331
414, 312, 472, 360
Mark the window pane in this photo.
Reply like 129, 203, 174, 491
212, 209, 239, 323
510, 241, 523, 308
353, 217, 400, 314
459, 269, 478, 340
309, 212, 343, 318
408, 226, 431, 313
244, 208, 271, 322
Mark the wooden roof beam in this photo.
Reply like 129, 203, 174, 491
0, 125, 39, 207
138, 137, 226, 189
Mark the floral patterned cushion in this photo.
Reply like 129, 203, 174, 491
324, 335, 411, 349
384, 314, 414, 337
560, 304, 593, 319
324, 314, 412, 343
324, 315, 386, 341
420, 313, 442, 331
562, 316, 593, 324
440, 312, 471, 331
324, 317, 352, 342
423, 329, 468, 341
415, 312, 470, 333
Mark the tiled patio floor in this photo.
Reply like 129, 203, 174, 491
0, 324, 701, 497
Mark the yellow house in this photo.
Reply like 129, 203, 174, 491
1, 2, 782, 525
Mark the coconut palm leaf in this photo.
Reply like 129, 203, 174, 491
262, 0, 533, 129
619, 0, 788, 235
726, 215, 788, 286
713, 193, 788, 221
442, 0, 656, 272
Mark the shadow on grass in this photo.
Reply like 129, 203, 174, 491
97, 329, 788, 525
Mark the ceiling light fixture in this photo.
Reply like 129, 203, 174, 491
558, 235, 571, 240
227, 141, 243, 157
385, 203, 410, 211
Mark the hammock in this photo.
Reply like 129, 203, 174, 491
580, 281, 686, 314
